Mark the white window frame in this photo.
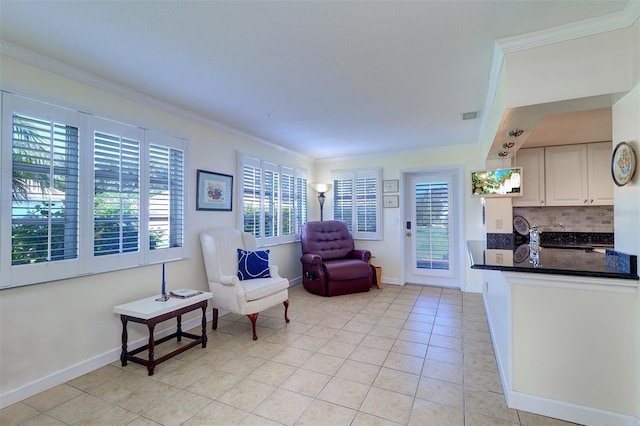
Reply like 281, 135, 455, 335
238, 153, 307, 246
331, 168, 382, 240
0, 92, 189, 288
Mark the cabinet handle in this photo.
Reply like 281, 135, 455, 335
584, 199, 588, 204
590, 199, 594, 204
540, 200, 544, 204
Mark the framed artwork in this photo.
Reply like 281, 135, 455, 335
196, 169, 233, 211
383, 195, 399, 208
383, 179, 399, 193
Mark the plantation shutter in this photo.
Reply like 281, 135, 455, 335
93, 129, 140, 256
2, 93, 189, 288
356, 175, 377, 233
239, 154, 307, 244
149, 144, 184, 250
11, 113, 79, 265
415, 181, 449, 270
332, 175, 353, 229
281, 167, 295, 236
295, 171, 307, 234
332, 169, 381, 240
263, 162, 279, 238
242, 160, 262, 238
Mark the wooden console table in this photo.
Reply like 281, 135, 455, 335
113, 292, 212, 375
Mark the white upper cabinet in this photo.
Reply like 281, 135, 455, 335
545, 144, 589, 206
544, 143, 613, 206
513, 147, 545, 207
587, 142, 614, 205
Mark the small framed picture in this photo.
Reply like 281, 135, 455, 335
196, 169, 233, 211
383, 179, 399, 193
383, 195, 399, 208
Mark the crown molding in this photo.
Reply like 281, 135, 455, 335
0, 40, 312, 162
497, 0, 640, 54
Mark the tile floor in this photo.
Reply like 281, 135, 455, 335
1, 284, 577, 426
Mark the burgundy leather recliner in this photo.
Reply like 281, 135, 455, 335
300, 220, 373, 296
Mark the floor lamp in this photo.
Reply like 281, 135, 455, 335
310, 183, 332, 221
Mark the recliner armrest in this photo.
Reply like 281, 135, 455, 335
301, 253, 322, 266
351, 250, 371, 262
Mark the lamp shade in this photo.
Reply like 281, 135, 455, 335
310, 182, 332, 193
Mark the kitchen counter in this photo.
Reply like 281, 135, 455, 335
467, 240, 638, 280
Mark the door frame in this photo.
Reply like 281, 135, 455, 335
399, 166, 465, 288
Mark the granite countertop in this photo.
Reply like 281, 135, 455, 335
467, 240, 639, 281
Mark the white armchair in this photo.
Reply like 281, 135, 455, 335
200, 228, 290, 340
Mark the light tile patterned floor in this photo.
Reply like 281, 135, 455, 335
1, 284, 578, 425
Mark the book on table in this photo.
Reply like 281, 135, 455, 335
169, 289, 203, 298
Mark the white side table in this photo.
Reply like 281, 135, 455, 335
114, 292, 212, 375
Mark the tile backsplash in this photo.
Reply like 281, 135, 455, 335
513, 205, 614, 233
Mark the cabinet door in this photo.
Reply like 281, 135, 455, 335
513, 148, 545, 207
587, 142, 614, 205
545, 145, 588, 206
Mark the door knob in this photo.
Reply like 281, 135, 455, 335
406, 232, 411, 237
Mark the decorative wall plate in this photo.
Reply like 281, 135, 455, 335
514, 244, 530, 263
611, 141, 636, 187
513, 215, 530, 236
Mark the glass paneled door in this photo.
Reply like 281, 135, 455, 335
404, 170, 461, 288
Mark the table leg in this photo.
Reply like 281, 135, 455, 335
201, 303, 207, 348
176, 315, 182, 342
147, 324, 156, 376
120, 316, 128, 366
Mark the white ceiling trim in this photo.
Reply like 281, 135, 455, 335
497, 0, 639, 54
477, 43, 506, 148
0, 40, 313, 162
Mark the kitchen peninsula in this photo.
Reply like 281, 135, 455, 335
467, 240, 639, 425
468, 240, 638, 280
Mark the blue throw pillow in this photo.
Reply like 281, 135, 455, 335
237, 249, 271, 280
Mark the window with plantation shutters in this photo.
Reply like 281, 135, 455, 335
93, 130, 140, 256
332, 169, 381, 240
10, 112, 79, 265
239, 154, 307, 245
415, 181, 449, 270
1, 92, 189, 288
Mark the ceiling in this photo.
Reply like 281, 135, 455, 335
0, 1, 631, 160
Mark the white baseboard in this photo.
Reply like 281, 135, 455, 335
381, 277, 401, 285
464, 284, 483, 293
507, 390, 639, 426
0, 312, 213, 409
482, 294, 510, 397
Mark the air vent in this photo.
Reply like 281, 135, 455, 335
462, 111, 478, 120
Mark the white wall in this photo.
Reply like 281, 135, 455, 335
612, 84, 640, 256
612, 83, 640, 421
0, 55, 313, 404
504, 25, 637, 108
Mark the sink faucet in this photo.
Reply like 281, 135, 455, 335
552, 223, 565, 232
